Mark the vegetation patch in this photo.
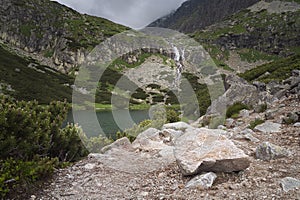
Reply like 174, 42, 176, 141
226, 102, 250, 119
239, 54, 300, 83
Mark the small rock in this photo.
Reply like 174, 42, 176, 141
239, 109, 250, 118
217, 125, 227, 130
162, 122, 193, 131
225, 118, 235, 128
294, 122, 300, 127
84, 163, 96, 170
283, 112, 299, 124
254, 122, 281, 133
280, 177, 300, 192
265, 109, 278, 120
30, 195, 36, 200
185, 172, 217, 189
15, 68, 21, 72
256, 142, 290, 161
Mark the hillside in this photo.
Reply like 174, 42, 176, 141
149, 0, 260, 33
0, 0, 129, 103
0, 0, 128, 73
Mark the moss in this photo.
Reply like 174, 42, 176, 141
249, 118, 265, 130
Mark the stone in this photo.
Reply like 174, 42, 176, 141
132, 128, 168, 151
254, 122, 281, 133
174, 128, 250, 176
83, 163, 96, 170
283, 112, 299, 124
294, 122, 300, 127
291, 69, 300, 77
239, 109, 250, 118
280, 177, 300, 192
256, 142, 290, 161
162, 122, 193, 131
185, 172, 217, 189
217, 125, 227, 130
225, 118, 235, 128
253, 81, 266, 92
265, 109, 278, 120
159, 129, 184, 143
234, 129, 260, 142
101, 137, 132, 153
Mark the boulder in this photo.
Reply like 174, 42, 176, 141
185, 172, 217, 189
254, 122, 281, 133
255, 142, 290, 161
174, 128, 250, 176
280, 177, 300, 192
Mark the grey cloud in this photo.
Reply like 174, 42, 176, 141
55, 0, 187, 29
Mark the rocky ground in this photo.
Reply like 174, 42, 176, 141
31, 92, 300, 200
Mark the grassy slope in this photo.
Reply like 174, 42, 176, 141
0, 45, 73, 104
192, 6, 300, 70
239, 54, 300, 83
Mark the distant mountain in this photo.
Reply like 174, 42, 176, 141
148, 0, 260, 33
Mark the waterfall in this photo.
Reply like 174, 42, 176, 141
172, 46, 185, 89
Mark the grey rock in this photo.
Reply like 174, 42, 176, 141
174, 128, 250, 176
185, 172, 217, 189
162, 122, 193, 132
236, 129, 260, 142
283, 112, 299, 124
101, 137, 132, 153
256, 142, 290, 161
265, 109, 278, 120
254, 122, 281, 133
217, 125, 227, 130
225, 118, 235, 128
280, 177, 300, 192
239, 109, 250, 118
291, 69, 300, 77
253, 81, 266, 92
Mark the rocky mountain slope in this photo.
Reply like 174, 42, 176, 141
32, 73, 300, 199
0, 0, 128, 73
149, 0, 260, 33
0, 0, 128, 103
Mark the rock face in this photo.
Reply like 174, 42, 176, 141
255, 142, 290, 161
149, 0, 259, 33
185, 172, 217, 189
254, 122, 281, 133
174, 128, 250, 176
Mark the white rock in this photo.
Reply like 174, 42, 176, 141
294, 122, 300, 127
185, 172, 217, 189
162, 122, 193, 131
84, 163, 96, 170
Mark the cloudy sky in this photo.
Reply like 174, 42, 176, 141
55, 0, 187, 29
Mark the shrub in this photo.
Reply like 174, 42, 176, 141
166, 109, 180, 123
0, 95, 88, 198
248, 118, 265, 130
226, 102, 249, 118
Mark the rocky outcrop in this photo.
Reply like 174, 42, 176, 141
149, 0, 259, 33
254, 122, 281, 133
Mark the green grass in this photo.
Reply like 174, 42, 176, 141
248, 118, 265, 130
0, 45, 73, 104
238, 49, 279, 63
239, 54, 300, 83
226, 102, 250, 119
